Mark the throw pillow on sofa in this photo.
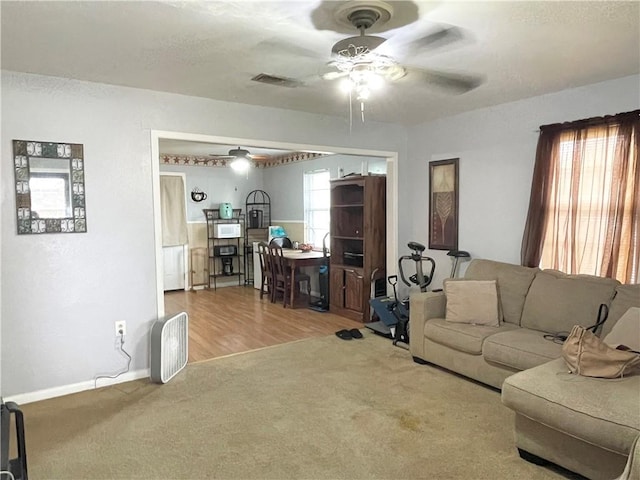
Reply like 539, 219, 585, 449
444, 280, 500, 327
604, 307, 640, 351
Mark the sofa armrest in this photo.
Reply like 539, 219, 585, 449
410, 291, 446, 358
411, 291, 446, 320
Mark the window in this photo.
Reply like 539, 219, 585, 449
540, 133, 619, 276
521, 111, 639, 283
303, 170, 330, 248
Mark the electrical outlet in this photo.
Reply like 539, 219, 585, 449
115, 321, 126, 336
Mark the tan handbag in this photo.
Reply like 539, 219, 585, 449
561, 325, 640, 378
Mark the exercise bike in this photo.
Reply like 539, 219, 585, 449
366, 242, 435, 347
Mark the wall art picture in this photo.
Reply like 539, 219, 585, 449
429, 158, 459, 250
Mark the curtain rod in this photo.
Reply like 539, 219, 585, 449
539, 109, 639, 132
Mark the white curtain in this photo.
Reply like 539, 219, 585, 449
160, 175, 188, 246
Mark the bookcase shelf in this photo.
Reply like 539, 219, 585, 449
329, 175, 386, 322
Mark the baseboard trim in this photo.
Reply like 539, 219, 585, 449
3, 369, 150, 405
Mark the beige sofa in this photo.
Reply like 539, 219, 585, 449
409, 259, 640, 479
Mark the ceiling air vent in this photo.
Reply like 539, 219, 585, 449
251, 73, 302, 88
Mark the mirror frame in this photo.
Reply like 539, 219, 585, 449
13, 139, 86, 234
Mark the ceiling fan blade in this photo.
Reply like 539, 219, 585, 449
262, 68, 328, 88
256, 38, 325, 60
407, 26, 464, 53
377, 24, 465, 59
210, 147, 250, 158
322, 71, 348, 81
208, 154, 270, 162
406, 67, 485, 94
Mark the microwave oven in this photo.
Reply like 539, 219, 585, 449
214, 223, 241, 238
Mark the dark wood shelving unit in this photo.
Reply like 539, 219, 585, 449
329, 175, 386, 322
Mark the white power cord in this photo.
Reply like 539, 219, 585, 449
94, 333, 132, 388
0, 470, 16, 480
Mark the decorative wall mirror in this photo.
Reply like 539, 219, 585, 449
13, 140, 86, 234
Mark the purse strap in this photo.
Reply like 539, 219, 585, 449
586, 303, 609, 334
574, 325, 587, 375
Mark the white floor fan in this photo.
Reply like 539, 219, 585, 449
150, 312, 189, 383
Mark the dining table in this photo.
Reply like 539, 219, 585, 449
281, 249, 329, 308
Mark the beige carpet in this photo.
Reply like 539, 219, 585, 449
20, 332, 578, 479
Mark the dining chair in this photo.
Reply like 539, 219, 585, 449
269, 245, 311, 308
269, 237, 293, 249
257, 242, 273, 301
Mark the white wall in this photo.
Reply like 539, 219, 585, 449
406, 74, 640, 289
1, 71, 406, 398
159, 163, 265, 223
3, 70, 636, 398
263, 154, 387, 221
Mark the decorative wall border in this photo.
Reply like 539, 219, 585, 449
160, 151, 329, 168
261, 151, 328, 168
160, 155, 231, 167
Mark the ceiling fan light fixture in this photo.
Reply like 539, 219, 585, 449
339, 77, 354, 93
365, 72, 384, 90
328, 4, 410, 123
230, 156, 251, 173
339, 62, 388, 101
330, 42, 402, 110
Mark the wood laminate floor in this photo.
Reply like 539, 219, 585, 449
164, 286, 363, 363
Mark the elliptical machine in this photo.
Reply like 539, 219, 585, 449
367, 241, 435, 347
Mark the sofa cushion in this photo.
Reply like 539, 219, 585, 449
444, 280, 500, 326
502, 358, 640, 456
464, 259, 539, 325
602, 284, 640, 338
483, 328, 563, 371
520, 270, 619, 334
424, 318, 518, 355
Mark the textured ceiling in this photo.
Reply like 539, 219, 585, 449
2, 1, 639, 125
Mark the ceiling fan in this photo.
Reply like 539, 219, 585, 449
209, 147, 268, 173
309, 1, 484, 121
327, 5, 481, 88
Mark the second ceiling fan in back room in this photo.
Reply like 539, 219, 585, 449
209, 147, 267, 173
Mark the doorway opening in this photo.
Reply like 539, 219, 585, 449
151, 130, 398, 362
